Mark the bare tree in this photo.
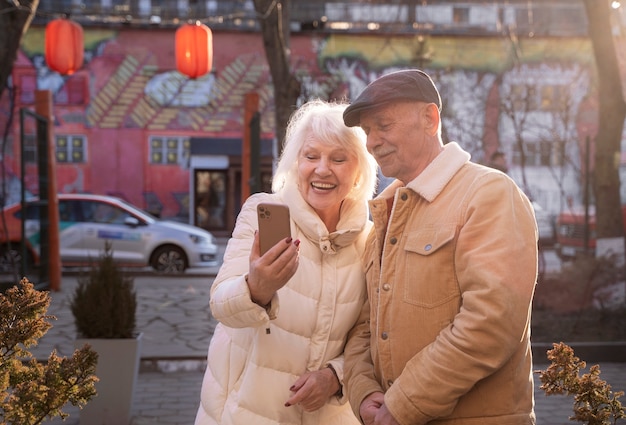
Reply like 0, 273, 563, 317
252, 0, 301, 156
499, 80, 534, 193
0, 0, 39, 99
583, 0, 626, 249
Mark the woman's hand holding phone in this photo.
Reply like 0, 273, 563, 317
247, 226, 300, 307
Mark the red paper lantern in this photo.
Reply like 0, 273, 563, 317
176, 22, 213, 79
45, 18, 84, 75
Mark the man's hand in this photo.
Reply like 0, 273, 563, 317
360, 393, 401, 425
360, 392, 384, 425
284, 368, 339, 412
374, 402, 401, 425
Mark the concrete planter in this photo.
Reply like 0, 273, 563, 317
75, 333, 143, 425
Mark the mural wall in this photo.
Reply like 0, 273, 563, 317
1, 25, 621, 225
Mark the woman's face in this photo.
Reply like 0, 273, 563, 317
297, 136, 360, 217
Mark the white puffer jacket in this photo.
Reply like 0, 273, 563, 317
195, 184, 370, 425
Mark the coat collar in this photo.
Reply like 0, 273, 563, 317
377, 142, 470, 203
280, 183, 370, 254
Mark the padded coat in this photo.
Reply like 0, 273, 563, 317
195, 184, 370, 425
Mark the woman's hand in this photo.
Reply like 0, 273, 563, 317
284, 368, 340, 412
247, 230, 299, 306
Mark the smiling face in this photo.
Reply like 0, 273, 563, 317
297, 136, 360, 229
360, 100, 442, 184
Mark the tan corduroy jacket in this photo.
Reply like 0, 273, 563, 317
344, 142, 538, 425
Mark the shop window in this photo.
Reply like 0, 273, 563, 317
195, 170, 227, 230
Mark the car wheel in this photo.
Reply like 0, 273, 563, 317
150, 245, 187, 273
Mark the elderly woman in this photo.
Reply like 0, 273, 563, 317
195, 99, 378, 425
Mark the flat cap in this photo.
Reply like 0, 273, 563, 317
343, 69, 442, 127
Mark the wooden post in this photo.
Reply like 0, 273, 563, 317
242, 92, 259, 202
35, 90, 61, 291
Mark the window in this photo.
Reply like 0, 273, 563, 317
19, 203, 42, 221
540, 85, 567, 111
453, 7, 470, 24
512, 141, 563, 167
510, 83, 568, 112
511, 84, 537, 111
149, 136, 190, 166
59, 201, 78, 222
56, 135, 87, 163
90, 202, 128, 224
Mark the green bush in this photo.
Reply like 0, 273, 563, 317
71, 242, 137, 339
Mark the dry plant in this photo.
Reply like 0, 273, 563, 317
0, 278, 98, 425
537, 342, 625, 425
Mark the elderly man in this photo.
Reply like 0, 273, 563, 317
343, 69, 538, 425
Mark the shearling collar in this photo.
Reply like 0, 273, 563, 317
377, 142, 470, 203
280, 183, 369, 254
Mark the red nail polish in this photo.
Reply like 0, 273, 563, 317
284, 402, 291, 407
294, 239, 301, 247
286, 237, 293, 243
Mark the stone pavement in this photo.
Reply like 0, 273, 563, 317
20, 239, 625, 424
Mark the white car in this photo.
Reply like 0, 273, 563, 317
1, 193, 218, 273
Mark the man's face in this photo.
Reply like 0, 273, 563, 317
359, 101, 431, 184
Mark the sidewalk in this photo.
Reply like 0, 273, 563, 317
24, 241, 624, 424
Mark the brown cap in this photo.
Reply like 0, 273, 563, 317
343, 69, 442, 127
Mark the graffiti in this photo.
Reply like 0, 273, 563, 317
145, 71, 217, 108
1, 28, 619, 222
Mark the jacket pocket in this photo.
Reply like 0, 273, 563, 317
401, 226, 460, 308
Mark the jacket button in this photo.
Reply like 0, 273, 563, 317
381, 332, 388, 340
400, 193, 408, 201
424, 244, 432, 251
390, 237, 397, 244
382, 283, 391, 291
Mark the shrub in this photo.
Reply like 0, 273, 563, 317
70, 242, 137, 339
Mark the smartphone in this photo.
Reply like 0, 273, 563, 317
257, 203, 291, 255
